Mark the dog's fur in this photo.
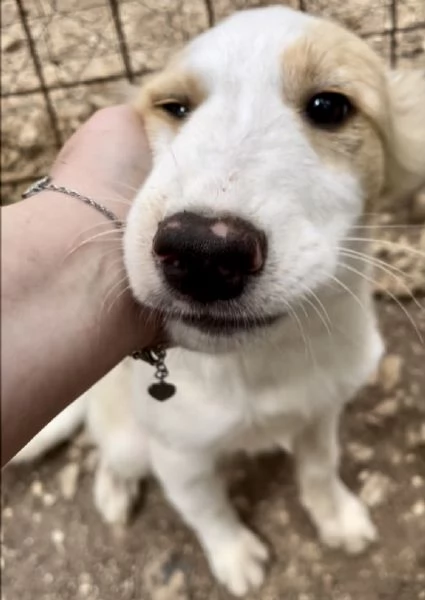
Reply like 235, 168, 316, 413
13, 7, 425, 597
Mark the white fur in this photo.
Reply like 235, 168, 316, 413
12, 6, 425, 597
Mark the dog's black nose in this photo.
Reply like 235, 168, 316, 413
153, 212, 266, 304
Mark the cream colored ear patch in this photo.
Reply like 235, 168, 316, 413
281, 20, 388, 205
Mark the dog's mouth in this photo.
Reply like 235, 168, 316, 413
165, 310, 282, 335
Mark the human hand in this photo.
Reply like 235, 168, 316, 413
1, 105, 165, 463
51, 104, 152, 221
49, 104, 164, 351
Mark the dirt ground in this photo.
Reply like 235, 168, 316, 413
2, 300, 425, 600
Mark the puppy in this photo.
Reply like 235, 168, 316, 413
13, 6, 425, 597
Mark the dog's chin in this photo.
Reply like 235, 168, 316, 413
164, 312, 284, 353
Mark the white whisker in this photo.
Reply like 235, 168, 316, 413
101, 274, 130, 317
302, 292, 333, 339
65, 229, 124, 261
344, 237, 425, 260
339, 248, 423, 309
339, 261, 424, 344
327, 273, 370, 320
351, 224, 424, 230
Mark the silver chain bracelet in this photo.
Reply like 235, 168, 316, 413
22, 175, 122, 228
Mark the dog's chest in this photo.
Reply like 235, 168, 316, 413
133, 346, 326, 451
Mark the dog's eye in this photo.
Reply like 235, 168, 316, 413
305, 92, 354, 128
157, 101, 190, 120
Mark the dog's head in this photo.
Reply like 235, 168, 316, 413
124, 6, 425, 352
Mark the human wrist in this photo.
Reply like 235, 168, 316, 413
15, 101, 159, 353
28, 187, 158, 355
48, 167, 132, 223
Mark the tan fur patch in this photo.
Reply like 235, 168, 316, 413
133, 64, 206, 139
282, 20, 389, 206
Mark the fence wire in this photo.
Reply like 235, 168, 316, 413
1, 0, 424, 197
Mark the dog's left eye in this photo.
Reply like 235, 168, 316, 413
157, 101, 190, 120
305, 92, 354, 128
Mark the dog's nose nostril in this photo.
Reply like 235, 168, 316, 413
153, 212, 266, 304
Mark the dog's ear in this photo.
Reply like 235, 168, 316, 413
384, 70, 425, 200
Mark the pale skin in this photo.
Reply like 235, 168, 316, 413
1, 105, 162, 466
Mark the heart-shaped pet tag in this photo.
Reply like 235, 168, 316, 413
148, 382, 176, 401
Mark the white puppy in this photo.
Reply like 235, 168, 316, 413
13, 6, 425, 597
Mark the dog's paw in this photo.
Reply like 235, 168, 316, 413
94, 462, 138, 525
317, 489, 378, 555
207, 527, 269, 597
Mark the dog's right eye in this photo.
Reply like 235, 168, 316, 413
305, 92, 354, 129
156, 100, 191, 120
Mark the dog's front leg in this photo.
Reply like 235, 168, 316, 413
150, 439, 269, 597
294, 408, 377, 554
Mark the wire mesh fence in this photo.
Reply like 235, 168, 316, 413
1, 0, 424, 202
